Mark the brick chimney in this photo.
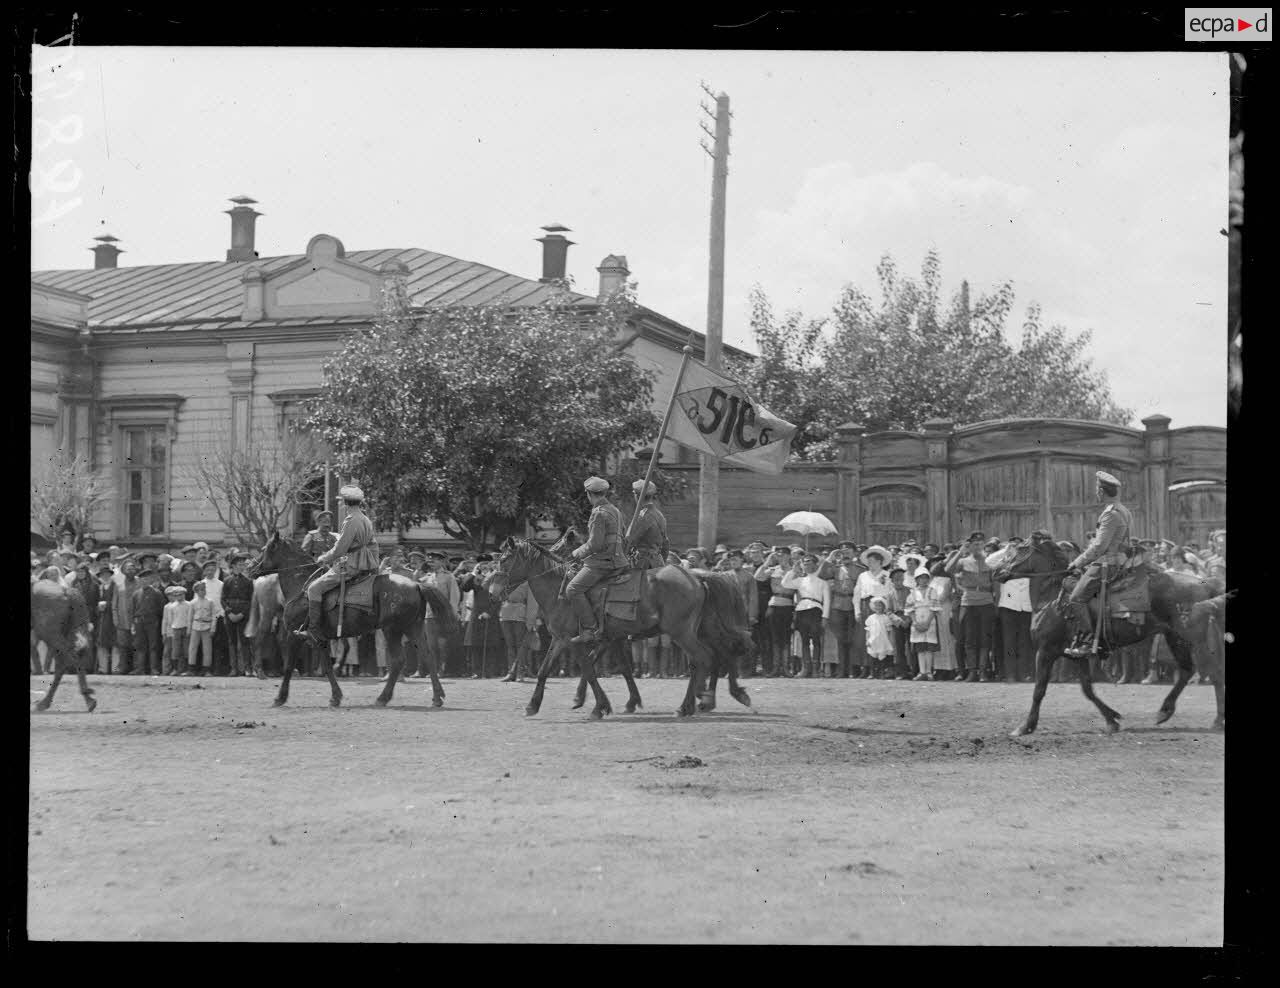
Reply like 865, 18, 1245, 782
535, 223, 574, 283
596, 254, 629, 299
90, 233, 123, 269
225, 195, 262, 262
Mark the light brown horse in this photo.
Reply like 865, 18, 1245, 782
993, 539, 1225, 735
490, 537, 754, 719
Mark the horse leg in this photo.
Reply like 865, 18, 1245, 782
699, 649, 719, 712
673, 631, 714, 718
35, 662, 66, 711
572, 650, 589, 709
615, 638, 643, 713
376, 632, 403, 708
1078, 648, 1122, 734
726, 648, 752, 709
76, 667, 97, 713
272, 635, 296, 707
1011, 644, 1057, 737
583, 641, 612, 721
1156, 631, 1196, 726
422, 624, 446, 707
526, 638, 564, 717
321, 638, 343, 708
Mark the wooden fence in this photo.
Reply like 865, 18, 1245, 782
635, 415, 1225, 549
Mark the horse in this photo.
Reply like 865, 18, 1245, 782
248, 533, 457, 709
541, 527, 751, 715
489, 536, 754, 719
993, 539, 1225, 736
31, 578, 97, 713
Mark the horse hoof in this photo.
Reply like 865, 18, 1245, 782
1155, 709, 1173, 725
571, 699, 585, 710
375, 697, 389, 708
625, 703, 638, 714
1010, 725, 1030, 738
85, 698, 97, 713
525, 706, 539, 717
330, 698, 342, 708
1212, 720, 1225, 732
272, 699, 286, 708
676, 707, 693, 718
1104, 720, 1120, 734
590, 709, 604, 721
432, 697, 443, 708
33, 701, 50, 713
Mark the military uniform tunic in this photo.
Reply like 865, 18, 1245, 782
1068, 499, 1134, 609
306, 509, 381, 601
627, 503, 670, 570
566, 500, 627, 598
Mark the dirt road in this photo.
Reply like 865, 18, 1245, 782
28, 673, 1224, 944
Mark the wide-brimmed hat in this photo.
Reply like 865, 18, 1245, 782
900, 552, 928, 570
860, 545, 891, 566
913, 569, 932, 583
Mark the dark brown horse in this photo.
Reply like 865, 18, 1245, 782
542, 527, 750, 715
31, 579, 97, 712
489, 537, 754, 719
249, 533, 457, 709
993, 539, 1225, 736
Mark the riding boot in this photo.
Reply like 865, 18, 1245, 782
295, 599, 325, 647
568, 592, 601, 644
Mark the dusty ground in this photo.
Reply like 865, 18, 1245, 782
27, 671, 1223, 944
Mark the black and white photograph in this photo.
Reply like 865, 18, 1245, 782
25, 13, 1246, 946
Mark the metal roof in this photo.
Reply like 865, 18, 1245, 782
31, 248, 596, 329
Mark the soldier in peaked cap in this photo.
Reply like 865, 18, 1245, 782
626, 477, 670, 570
567, 476, 628, 644
1064, 471, 1134, 657
296, 485, 380, 646
301, 510, 338, 562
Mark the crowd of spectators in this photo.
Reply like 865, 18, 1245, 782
30, 523, 1225, 689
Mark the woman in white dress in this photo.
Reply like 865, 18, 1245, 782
854, 546, 898, 678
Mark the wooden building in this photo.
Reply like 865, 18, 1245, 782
30, 200, 744, 548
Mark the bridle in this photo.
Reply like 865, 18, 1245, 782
490, 541, 565, 603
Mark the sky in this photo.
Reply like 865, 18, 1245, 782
30, 48, 1229, 428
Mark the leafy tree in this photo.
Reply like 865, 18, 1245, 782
740, 250, 1133, 460
30, 453, 112, 547
305, 278, 660, 549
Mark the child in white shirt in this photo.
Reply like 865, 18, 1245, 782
865, 598, 896, 666
161, 584, 192, 676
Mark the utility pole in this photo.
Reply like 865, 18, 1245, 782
697, 83, 730, 550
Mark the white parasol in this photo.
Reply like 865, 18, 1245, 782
776, 510, 838, 550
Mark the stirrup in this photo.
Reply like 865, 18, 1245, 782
1063, 637, 1093, 658
570, 627, 601, 645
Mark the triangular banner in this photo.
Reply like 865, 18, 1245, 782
663, 358, 797, 474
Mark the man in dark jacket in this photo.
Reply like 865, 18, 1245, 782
221, 551, 255, 676
131, 554, 167, 675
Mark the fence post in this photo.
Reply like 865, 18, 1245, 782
835, 423, 864, 539
1141, 413, 1172, 540
922, 419, 954, 545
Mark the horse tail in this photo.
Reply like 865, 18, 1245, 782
418, 584, 459, 636
694, 572, 755, 662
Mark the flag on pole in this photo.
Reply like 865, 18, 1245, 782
664, 358, 797, 474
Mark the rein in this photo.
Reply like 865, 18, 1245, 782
493, 543, 567, 601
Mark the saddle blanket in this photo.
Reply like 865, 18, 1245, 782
572, 568, 644, 623
1107, 565, 1151, 618
322, 571, 377, 614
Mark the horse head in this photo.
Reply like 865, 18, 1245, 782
491, 537, 553, 596
250, 530, 309, 578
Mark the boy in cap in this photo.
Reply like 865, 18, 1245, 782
567, 476, 627, 644
943, 533, 996, 682
188, 580, 216, 675
161, 584, 193, 675
1064, 471, 1133, 657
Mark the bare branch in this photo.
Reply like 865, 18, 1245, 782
30, 454, 113, 544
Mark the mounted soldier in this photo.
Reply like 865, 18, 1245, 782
567, 476, 629, 644
1064, 471, 1133, 658
626, 478, 670, 570
296, 486, 380, 646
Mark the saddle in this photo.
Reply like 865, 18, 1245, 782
560, 567, 645, 625
1106, 563, 1151, 624
320, 571, 378, 616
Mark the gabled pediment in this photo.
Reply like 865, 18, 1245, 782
242, 234, 386, 320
